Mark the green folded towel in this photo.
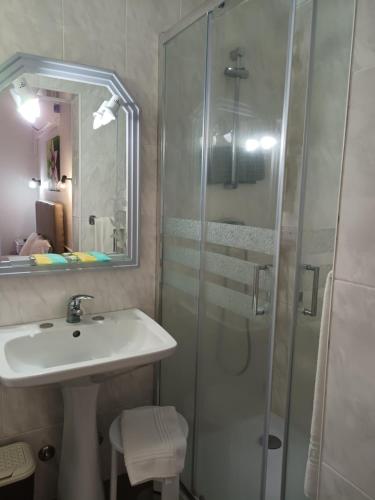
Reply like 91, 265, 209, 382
63, 252, 112, 263
88, 251, 111, 262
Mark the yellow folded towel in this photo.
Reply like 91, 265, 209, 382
72, 252, 97, 263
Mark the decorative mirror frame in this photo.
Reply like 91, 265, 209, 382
0, 53, 139, 275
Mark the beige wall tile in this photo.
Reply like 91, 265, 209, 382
352, 0, 375, 73
319, 464, 373, 500
97, 365, 153, 414
0, 0, 63, 62
1, 385, 63, 437
0, 267, 153, 326
319, 2, 375, 498
322, 280, 375, 499
126, 0, 180, 146
180, 0, 206, 18
63, 0, 126, 78
335, 67, 375, 286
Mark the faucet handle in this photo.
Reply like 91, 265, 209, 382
66, 295, 94, 323
69, 294, 94, 308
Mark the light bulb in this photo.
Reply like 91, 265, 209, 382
93, 113, 103, 130
11, 78, 41, 124
18, 97, 40, 124
28, 178, 40, 189
101, 108, 116, 126
260, 135, 277, 150
92, 95, 120, 130
245, 138, 260, 152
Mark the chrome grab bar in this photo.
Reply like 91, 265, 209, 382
253, 265, 269, 316
302, 264, 320, 317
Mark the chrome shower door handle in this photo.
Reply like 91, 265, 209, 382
253, 265, 269, 316
302, 264, 320, 317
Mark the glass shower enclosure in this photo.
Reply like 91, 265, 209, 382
157, 1, 355, 499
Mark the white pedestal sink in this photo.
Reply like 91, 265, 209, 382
0, 308, 177, 500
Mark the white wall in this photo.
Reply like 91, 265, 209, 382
0, 91, 38, 254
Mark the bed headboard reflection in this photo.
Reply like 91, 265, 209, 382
35, 200, 65, 253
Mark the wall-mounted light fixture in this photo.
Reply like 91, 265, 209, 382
57, 175, 72, 190
93, 95, 120, 130
11, 77, 41, 124
60, 175, 72, 184
28, 177, 41, 189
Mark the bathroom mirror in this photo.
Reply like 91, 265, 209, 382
0, 53, 139, 274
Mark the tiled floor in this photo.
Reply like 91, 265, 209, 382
50, 475, 181, 500
104, 474, 156, 500
50, 475, 157, 500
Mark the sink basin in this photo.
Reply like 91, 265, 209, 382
0, 308, 177, 500
0, 308, 176, 387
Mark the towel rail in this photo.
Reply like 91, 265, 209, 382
89, 215, 120, 253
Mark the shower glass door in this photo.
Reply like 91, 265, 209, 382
159, 15, 208, 487
159, 0, 294, 499
283, 0, 356, 498
193, 1, 293, 499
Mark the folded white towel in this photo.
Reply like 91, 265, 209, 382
304, 270, 333, 498
94, 216, 114, 253
121, 406, 187, 486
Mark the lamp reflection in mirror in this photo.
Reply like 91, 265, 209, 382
93, 95, 121, 130
57, 175, 72, 190
28, 178, 41, 189
10, 77, 40, 124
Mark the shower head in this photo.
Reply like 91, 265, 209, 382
225, 47, 249, 79
230, 47, 245, 61
224, 66, 249, 79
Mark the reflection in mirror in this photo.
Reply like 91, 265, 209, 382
0, 54, 138, 272
0, 75, 126, 259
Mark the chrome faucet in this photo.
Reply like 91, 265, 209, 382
66, 294, 94, 323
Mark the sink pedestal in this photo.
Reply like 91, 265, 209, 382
58, 382, 105, 500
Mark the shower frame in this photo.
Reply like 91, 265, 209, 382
156, 1, 299, 499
